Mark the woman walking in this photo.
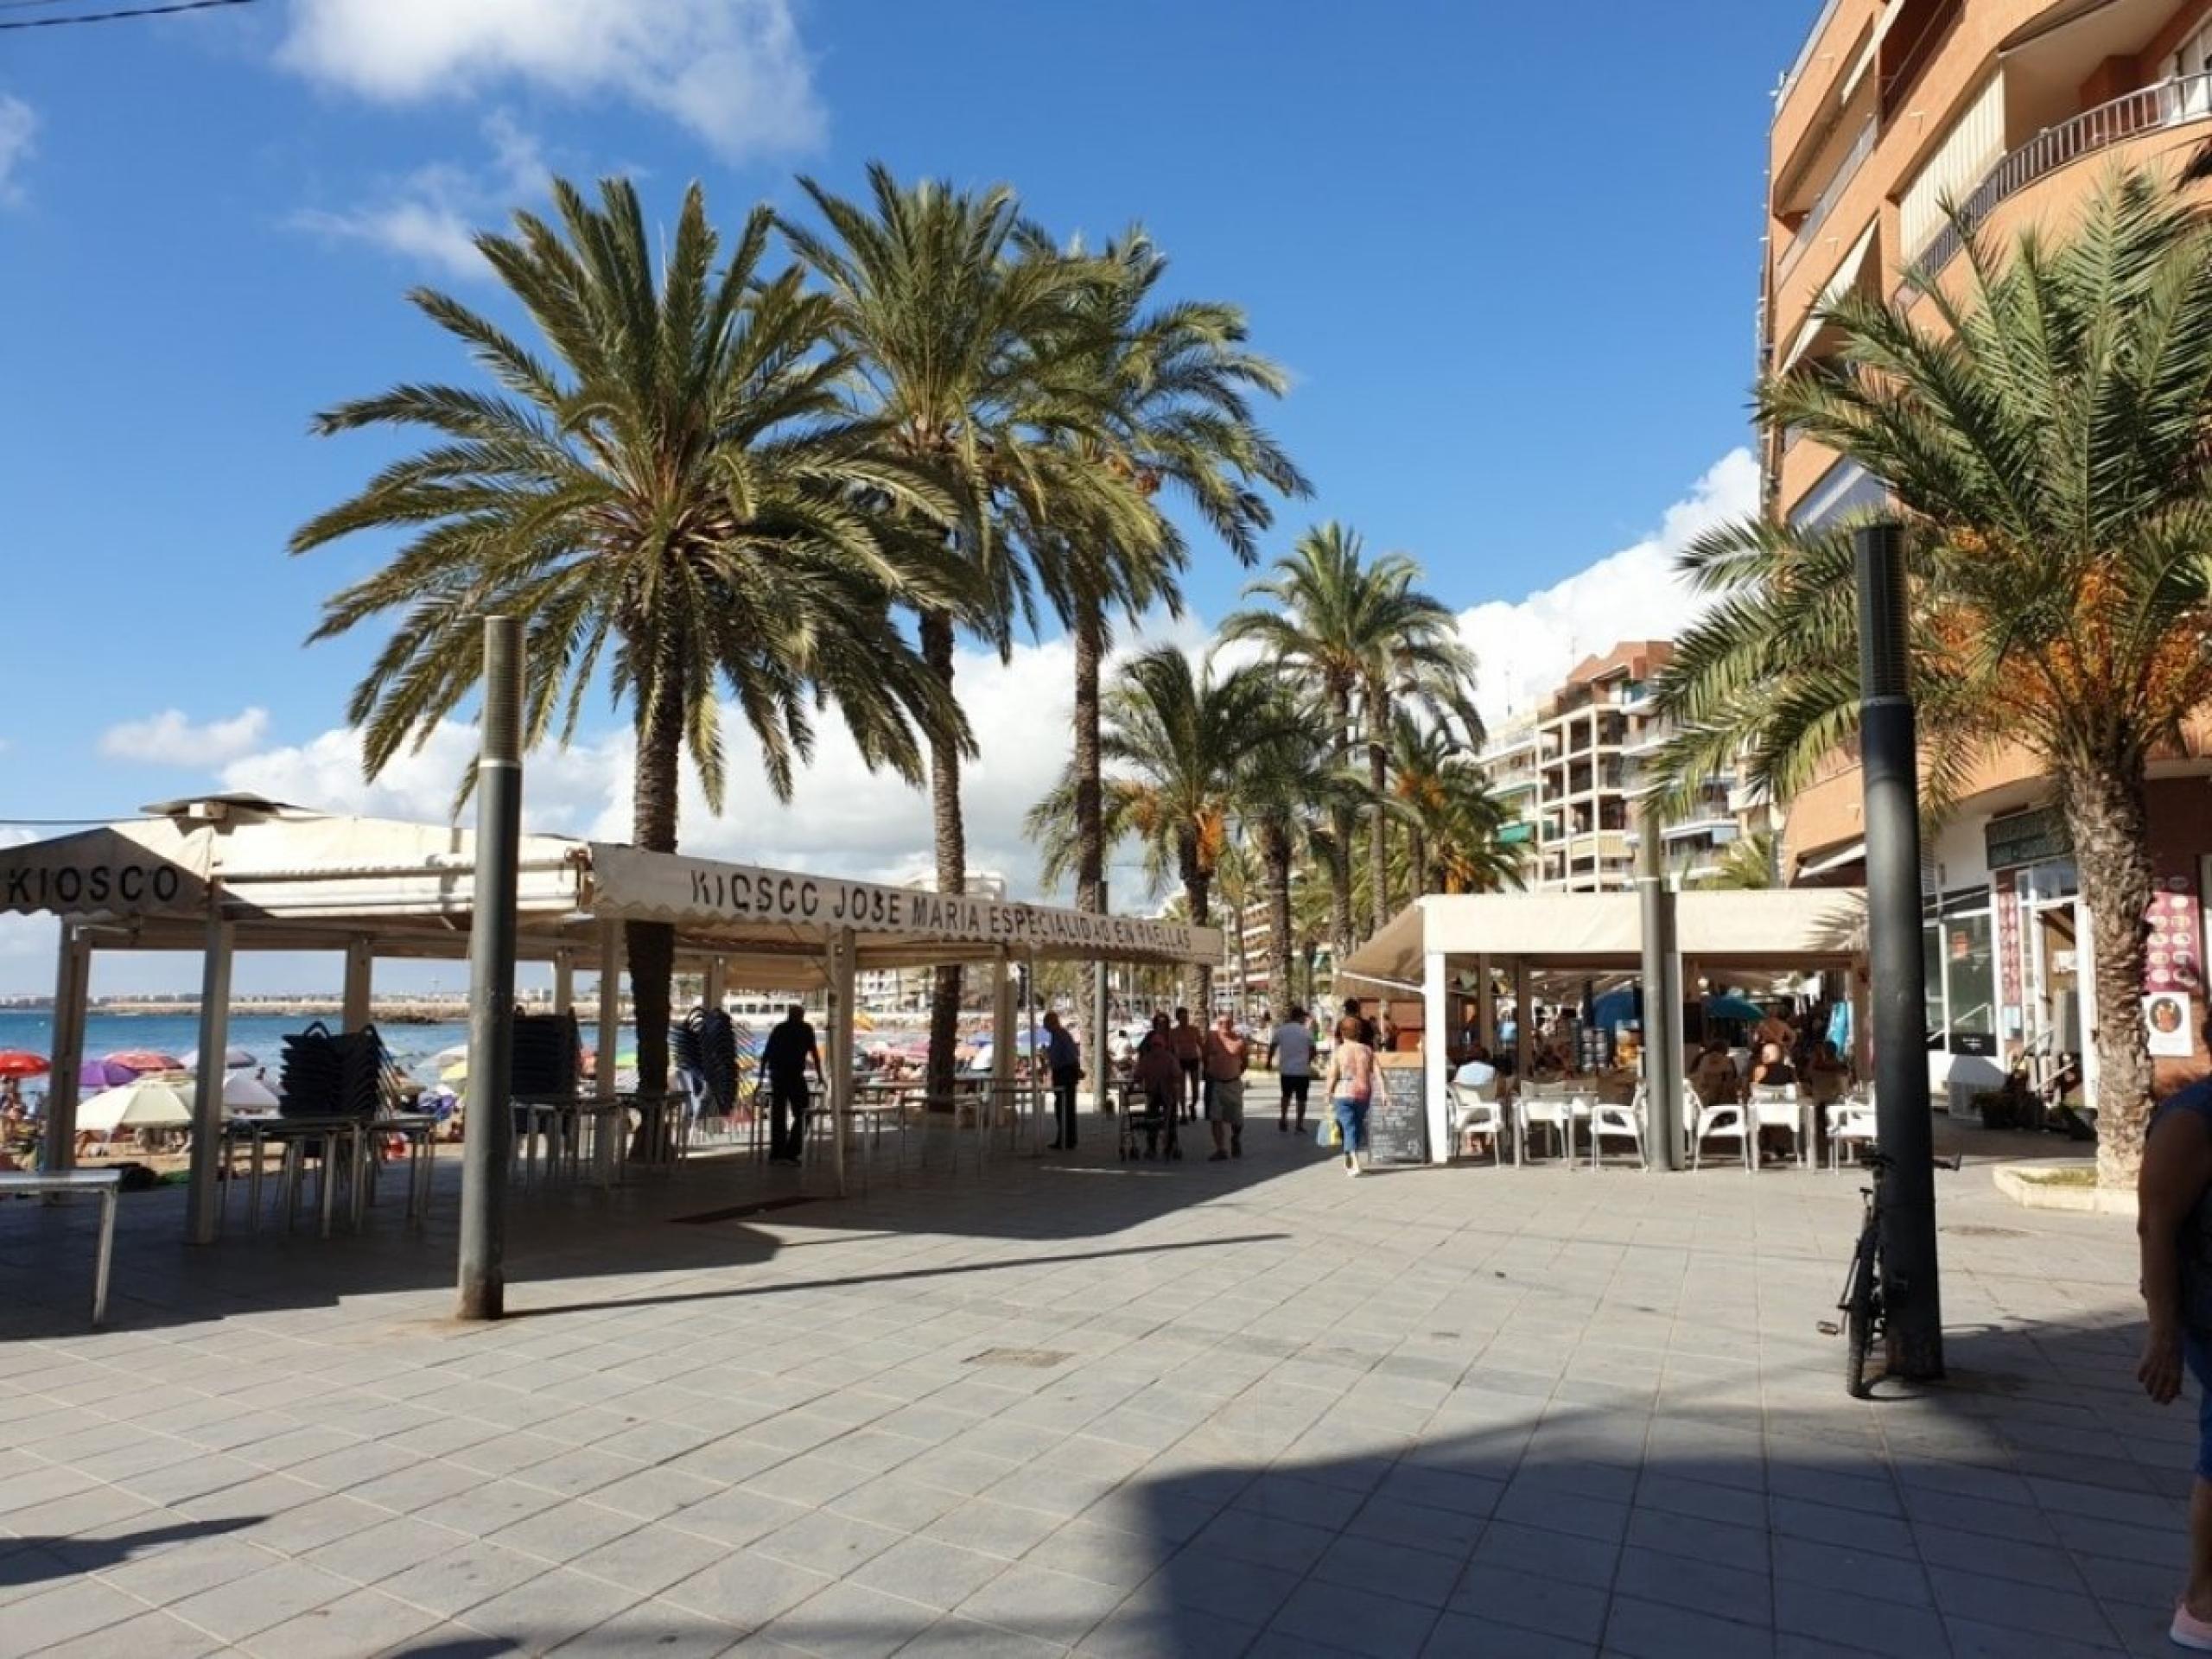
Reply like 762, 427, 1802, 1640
1133, 1013, 1184, 1160
1322, 1014, 1376, 1177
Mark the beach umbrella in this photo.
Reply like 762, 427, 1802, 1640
0, 1051, 49, 1079
221, 1071, 280, 1111
74, 1077, 196, 1134
431, 1043, 469, 1070
103, 1049, 184, 1074
1704, 993, 1767, 1024
183, 1046, 257, 1072
79, 1058, 138, 1091
440, 1057, 470, 1084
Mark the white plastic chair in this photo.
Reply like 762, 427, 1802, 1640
1515, 1081, 1574, 1166
1749, 1084, 1803, 1166
1450, 1082, 1504, 1166
1825, 1101, 1877, 1170
1690, 1097, 1750, 1171
1589, 1084, 1646, 1170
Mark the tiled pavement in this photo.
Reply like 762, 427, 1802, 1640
0, 1085, 2185, 1657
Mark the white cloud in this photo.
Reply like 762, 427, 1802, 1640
99, 707, 271, 767
209, 624, 1226, 907
278, 0, 824, 161
0, 93, 35, 207
291, 110, 545, 278
1459, 448, 1759, 729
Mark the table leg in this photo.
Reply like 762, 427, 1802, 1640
248, 1129, 265, 1236
352, 1124, 370, 1230
92, 1188, 116, 1329
318, 1135, 337, 1238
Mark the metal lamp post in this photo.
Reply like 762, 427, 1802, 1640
457, 615, 523, 1322
1854, 523, 1943, 1381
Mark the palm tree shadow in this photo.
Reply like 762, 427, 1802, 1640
0, 1518, 255, 1589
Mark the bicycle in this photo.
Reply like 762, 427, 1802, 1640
1822, 1145, 1962, 1397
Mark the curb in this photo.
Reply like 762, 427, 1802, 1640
1991, 1160, 2134, 1217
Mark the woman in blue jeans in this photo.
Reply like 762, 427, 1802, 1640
1321, 1014, 1376, 1177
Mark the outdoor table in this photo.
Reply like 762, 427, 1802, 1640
224, 1114, 367, 1237
621, 1091, 687, 1173
512, 1096, 623, 1189
0, 1167, 120, 1327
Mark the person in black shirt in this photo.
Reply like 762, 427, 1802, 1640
762, 1004, 823, 1165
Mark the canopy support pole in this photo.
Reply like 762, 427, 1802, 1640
991, 946, 1014, 1173
1514, 960, 1534, 1077
594, 918, 621, 1187
41, 925, 89, 1175
341, 938, 373, 1033
1090, 880, 1111, 1110
827, 930, 853, 1199
185, 910, 234, 1243
552, 950, 574, 1017
1423, 942, 1450, 1164
702, 956, 727, 1018
1027, 945, 1041, 1156
1476, 954, 1495, 1052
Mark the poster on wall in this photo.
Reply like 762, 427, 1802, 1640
2146, 879, 2205, 1000
2149, 992, 2197, 1058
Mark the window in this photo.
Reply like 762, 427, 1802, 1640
2178, 18, 2212, 116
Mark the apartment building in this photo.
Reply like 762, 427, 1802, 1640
855, 871, 1009, 1012
1765, 0, 2212, 1096
1475, 644, 1746, 895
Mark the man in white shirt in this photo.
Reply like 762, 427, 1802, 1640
1269, 1005, 1315, 1134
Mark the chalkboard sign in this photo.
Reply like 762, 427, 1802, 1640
1367, 1061, 1430, 1166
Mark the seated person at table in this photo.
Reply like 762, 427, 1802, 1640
1688, 1037, 1740, 1108
1452, 1054, 1497, 1094
1801, 1039, 1850, 1105
1748, 1042, 1800, 1161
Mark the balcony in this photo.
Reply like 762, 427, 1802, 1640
1777, 114, 1878, 285
1900, 73, 2212, 298
1663, 816, 1738, 844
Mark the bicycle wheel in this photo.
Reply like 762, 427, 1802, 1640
1841, 1231, 1878, 1398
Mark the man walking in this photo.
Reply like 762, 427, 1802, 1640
762, 1003, 822, 1166
1269, 1005, 1314, 1135
1043, 1011, 1082, 1151
1170, 1007, 1204, 1122
1204, 1011, 1249, 1161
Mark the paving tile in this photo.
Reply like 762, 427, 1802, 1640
755, 1507, 906, 1576
237, 1586, 442, 1659
1927, 1562, 2123, 1645
920, 1497, 1066, 1561
1266, 1578, 1442, 1658
375, 1537, 547, 1618
763, 1578, 941, 1659
549, 1599, 738, 1657
458, 1565, 645, 1650
1421, 1611, 1595, 1657
1447, 1563, 1609, 1644
1, 1578, 156, 1650
1611, 1543, 1770, 1625
851, 1535, 1010, 1611
1773, 1579, 1949, 1655
896, 1613, 1070, 1658
164, 1558, 358, 1641
662, 1546, 836, 1630
956, 1559, 1130, 1645
1600, 1593, 1777, 1659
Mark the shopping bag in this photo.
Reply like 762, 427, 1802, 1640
1316, 1117, 1341, 1147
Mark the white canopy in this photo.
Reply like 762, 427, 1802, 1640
1339, 888, 1868, 990
0, 795, 1224, 976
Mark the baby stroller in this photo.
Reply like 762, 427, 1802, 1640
1117, 1082, 1182, 1162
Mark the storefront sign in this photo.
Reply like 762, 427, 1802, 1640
588, 843, 1224, 963
1986, 806, 2071, 871
1994, 870, 2023, 1041
0, 823, 212, 918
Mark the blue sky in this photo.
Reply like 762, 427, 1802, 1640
0, 0, 1810, 991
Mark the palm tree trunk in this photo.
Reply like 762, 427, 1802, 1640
1366, 677, 1389, 937
1184, 868, 1213, 1014
1408, 823, 1427, 900
1262, 823, 1295, 1018
921, 608, 966, 1109
2062, 757, 2158, 1186
626, 661, 685, 1097
1328, 684, 1355, 972
1073, 607, 1104, 915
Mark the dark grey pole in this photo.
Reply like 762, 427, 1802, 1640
1855, 523, 1943, 1380
1637, 807, 1684, 1169
1092, 880, 1111, 1113
457, 615, 523, 1322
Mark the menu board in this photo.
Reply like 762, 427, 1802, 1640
1367, 1058, 1430, 1166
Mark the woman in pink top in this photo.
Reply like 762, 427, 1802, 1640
1322, 1015, 1376, 1177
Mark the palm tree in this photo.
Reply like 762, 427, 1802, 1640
1030, 645, 1294, 1011
782, 165, 1160, 1101
1649, 170, 2212, 1185
1224, 524, 1476, 948
292, 178, 964, 1095
1238, 700, 1348, 1018
1385, 712, 1523, 894
1043, 231, 1308, 931
1692, 831, 1777, 892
